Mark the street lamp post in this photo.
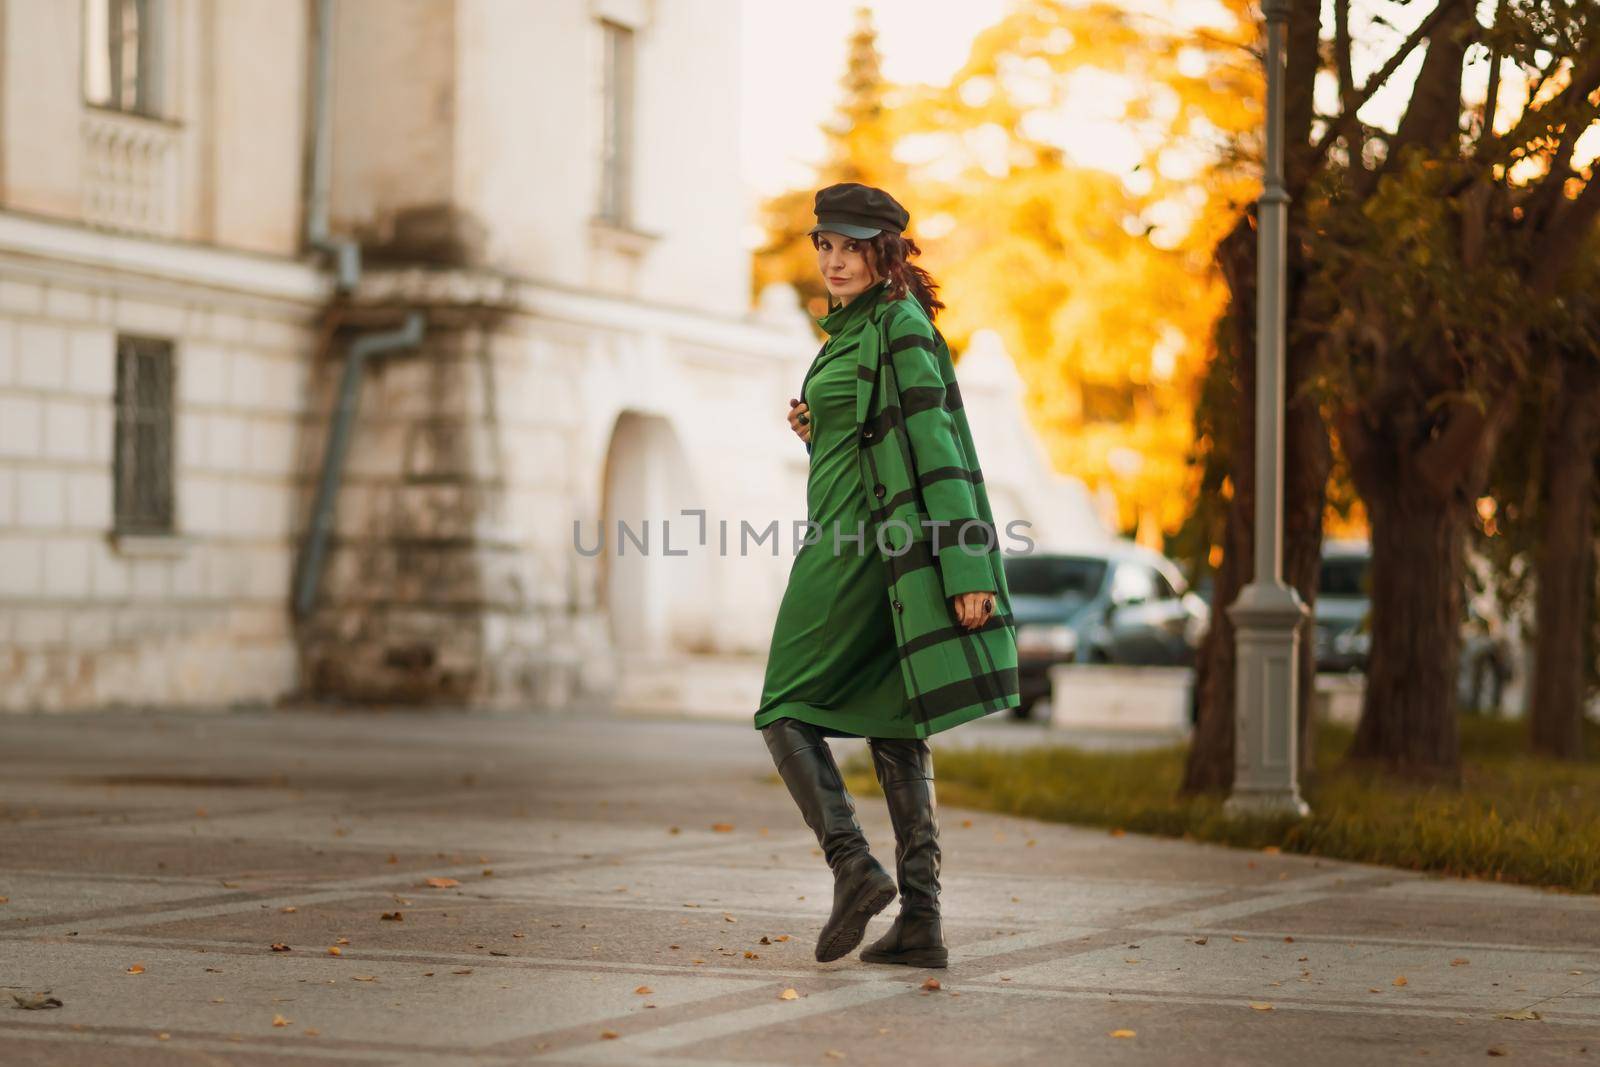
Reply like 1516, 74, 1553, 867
1225, 0, 1310, 819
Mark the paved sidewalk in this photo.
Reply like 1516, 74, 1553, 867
2, 708, 1597, 1065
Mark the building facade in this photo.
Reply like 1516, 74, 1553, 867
0, 0, 1105, 713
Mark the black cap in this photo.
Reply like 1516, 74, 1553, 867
807, 182, 910, 239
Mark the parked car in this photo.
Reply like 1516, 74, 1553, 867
1003, 542, 1209, 720
1313, 539, 1372, 673
1311, 539, 1515, 714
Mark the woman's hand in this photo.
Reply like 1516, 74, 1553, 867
952, 591, 995, 630
788, 397, 812, 444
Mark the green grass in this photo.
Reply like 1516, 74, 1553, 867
837, 717, 1600, 894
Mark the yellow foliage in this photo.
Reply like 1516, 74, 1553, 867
755, 0, 1263, 539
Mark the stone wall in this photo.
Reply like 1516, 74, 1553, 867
0, 266, 317, 711
294, 299, 607, 710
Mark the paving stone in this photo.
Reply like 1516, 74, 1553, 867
1, 707, 1597, 1065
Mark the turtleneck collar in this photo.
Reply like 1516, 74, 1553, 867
816, 278, 889, 335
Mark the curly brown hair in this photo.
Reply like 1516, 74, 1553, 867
811, 230, 946, 322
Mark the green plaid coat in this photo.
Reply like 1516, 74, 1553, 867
802, 290, 1021, 736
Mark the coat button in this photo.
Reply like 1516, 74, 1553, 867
873, 483, 885, 498
862, 428, 874, 441
892, 599, 903, 612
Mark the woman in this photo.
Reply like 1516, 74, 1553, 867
753, 182, 1021, 970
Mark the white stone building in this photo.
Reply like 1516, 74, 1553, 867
0, 0, 1105, 713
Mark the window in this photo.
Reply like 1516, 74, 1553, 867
598, 19, 635, 225
113, 335, 175, 534
1318, 555, 1371, 597
1152, 569, 1180, 599
1110, 563, 1157, 605
1003, 555, 1107, 603
84, 0, 163, 115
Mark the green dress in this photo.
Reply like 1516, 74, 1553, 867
753, 280, 916, 739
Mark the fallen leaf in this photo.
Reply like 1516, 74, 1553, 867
825, 1051, 846, 1060
304, 1027, 320, 1036
353, 976, 377, 982
489, 950, 510, 957
711, 823, 735, 833
281, 906, 297, 914
759, 936, 772, 945
272, 1014, 291, 1027
424, 877, 460, 889
1488, 1047, 1507, 1057
922, 978, 941, 991
387, 854, 398, 864
381, 912, 403, 922
1393, 976, 1408, 987
1496, 1009, 1542, 1021
1108, 827, 1124, 837
12, 993, 64, 1010
774, 935, 791, 942
452, 969, 473, 975
780, 988, 800, 1000
635, 986, 653, 995
270, 943, 290, 952
126, 963, 145, 974
335, 937, 350, 945
327, 947, 342, 956
1450, 958, 1470, 967
1109, 1029, 1136, 1039
600, 1030, 619, 1039
1250, 1003, 1274, 1012
724, 914, 738, 923
745, 951, 759, 959
1231, 936, 1248, 943
1193, 937, 1208, 946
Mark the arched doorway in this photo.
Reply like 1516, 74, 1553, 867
597, 410, 713, 660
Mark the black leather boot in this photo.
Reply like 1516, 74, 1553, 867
859, 736, 948, 968
762, 718, 897, 963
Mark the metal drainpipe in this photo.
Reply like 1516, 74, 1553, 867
294, 0, 427, 620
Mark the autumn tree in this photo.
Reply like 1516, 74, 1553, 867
751, 5, 905, 320
1187, 0, 1600, 787
1478, 229, 1600, 758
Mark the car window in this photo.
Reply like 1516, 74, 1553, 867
1152, 570, 1180, 600
1003, 555, 1108, 599
1319, 556, 1370, 597
1111, 564, 1157, 604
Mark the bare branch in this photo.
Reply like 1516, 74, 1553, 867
1383, 3, 1477, 166
1474, 0, 1503, 159
1309, 0, 1465, 177
1530, 171, 1600, 296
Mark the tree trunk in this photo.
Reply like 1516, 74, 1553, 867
1182, 222, 1255, 795
1181, 217, 1331, 794
1530, 358, 1600, 759
1344, 461, 1468, 780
